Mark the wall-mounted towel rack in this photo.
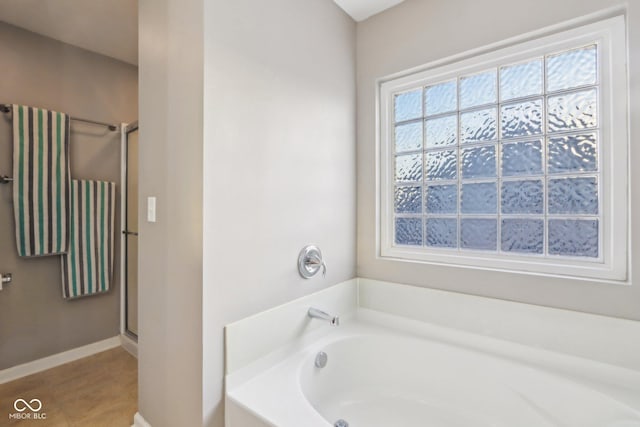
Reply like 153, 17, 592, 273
1, 104, 119, 132
0, 273, 12, 291
0, 175, 13, 184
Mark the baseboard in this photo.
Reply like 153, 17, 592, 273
120, 333, 138, 358
0, 336, 121, 384
132, 412, 152, 427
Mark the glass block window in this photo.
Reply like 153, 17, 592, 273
380, 16, 628, 281
393, 45, 600, 258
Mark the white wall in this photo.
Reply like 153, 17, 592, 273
357, 0, 640, 320
202, 0, 356, 425
137, 0, 204, 425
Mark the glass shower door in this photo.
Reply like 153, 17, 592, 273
125, 124, 138, 338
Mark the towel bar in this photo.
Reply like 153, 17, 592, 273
0, 273, 11, 291
1, 104, 119, 132
0, 175, 13, 184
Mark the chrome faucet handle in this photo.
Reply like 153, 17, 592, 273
306, 255, 327, 277
298, 245, 327, 279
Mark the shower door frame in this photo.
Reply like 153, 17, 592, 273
120, 121, 139, 347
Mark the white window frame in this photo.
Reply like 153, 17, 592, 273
378, 15, 629, 282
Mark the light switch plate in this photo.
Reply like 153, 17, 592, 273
147, 197, 156, 223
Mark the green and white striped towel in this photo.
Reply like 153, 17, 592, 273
61, 180, 116, 299
12, 105, 71, 257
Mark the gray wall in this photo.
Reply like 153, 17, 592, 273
0, 22, 138, 369
137, 0, 204, 425
356, 0, 640, 320
202, 0, 356, 425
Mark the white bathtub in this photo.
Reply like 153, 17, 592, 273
226, 311, 640, 427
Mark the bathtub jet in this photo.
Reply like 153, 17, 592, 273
308, 307, 340, 326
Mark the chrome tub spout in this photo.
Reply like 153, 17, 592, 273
308, 307, 339, 326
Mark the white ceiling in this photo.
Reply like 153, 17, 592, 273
333, 0, 406, 21
0, 0, 138, 65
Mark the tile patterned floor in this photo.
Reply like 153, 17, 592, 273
1, 347, 137, 426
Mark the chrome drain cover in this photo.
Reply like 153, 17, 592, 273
334, 420, 349, 427
315, 351, 328, 368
